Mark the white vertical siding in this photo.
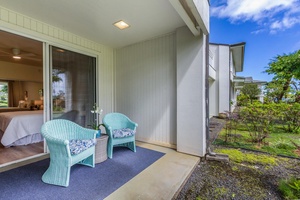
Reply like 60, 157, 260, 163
0, 5, 114, 117
116, 33, 176, 147
218, 45, 230, 114
209, 79, 218, 117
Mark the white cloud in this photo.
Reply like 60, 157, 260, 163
251, 29, 265, 35
270, 13, 300, 32
211, 0, 300, 33
270, 21, 282, 29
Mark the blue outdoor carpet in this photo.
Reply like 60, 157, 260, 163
0, 146, 165, 200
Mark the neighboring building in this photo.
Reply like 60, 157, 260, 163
234, 76, 267, 103
0, 0, 210, 162
209, 42, 246, 117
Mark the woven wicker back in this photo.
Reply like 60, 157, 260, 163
103, 113, 131, 130
41, 119, 85, 140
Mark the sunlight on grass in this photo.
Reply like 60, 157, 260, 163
214, 148, 283, 166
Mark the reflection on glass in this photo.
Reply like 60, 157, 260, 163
51, 46, 96, 127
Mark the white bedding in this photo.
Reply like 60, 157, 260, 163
0, 110, 44, 147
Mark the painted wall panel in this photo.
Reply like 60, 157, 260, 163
116, 33, 176, 147
218, 45, 230, 114
176, 26, 206, 156
209, 79, 218, 117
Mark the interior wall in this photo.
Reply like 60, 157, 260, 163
0, 61, 42, 82
115, 33, 177, 147
12, 81, 42, 106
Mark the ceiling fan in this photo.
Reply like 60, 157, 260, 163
0, 48, 41, 61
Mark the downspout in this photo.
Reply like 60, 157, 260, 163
204, 36, 229, 162
205, 33, 216, 157
229, 47, 232, 112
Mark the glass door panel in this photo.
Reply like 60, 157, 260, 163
51, 46, 96, 127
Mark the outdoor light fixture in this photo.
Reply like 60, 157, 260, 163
113, 20, 130, 30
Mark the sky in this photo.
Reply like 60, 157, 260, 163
209, 0, 300, 82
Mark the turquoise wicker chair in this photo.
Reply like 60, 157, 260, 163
103, 113, 138, 159
41, 119, 97, 187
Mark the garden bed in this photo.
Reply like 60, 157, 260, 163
175, 145, 300, 200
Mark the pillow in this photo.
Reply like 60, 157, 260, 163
112, 128, 135, 138
69, 139, 97, 155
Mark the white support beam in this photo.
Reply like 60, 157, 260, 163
187, 0, 209, 35
169, 0, 201, 36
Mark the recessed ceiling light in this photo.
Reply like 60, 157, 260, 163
113, 20, 130, 30
13, 56, 21, 59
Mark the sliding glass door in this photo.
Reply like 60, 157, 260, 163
50, 46, 96, 127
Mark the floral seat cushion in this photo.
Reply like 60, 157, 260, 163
112, 128, 135, 138
69, 139, 97, 155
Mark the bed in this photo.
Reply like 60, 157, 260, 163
0, 110, 44, 147
0, 107, 30, 113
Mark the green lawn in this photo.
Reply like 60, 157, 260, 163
214, 122, 300, 158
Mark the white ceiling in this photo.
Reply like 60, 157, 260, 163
0, 0, 186, 49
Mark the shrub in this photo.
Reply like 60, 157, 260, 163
239, 102, 276, 144
223, 110, 240, 143
237, 93, 249, 106
278, 103, 300, 133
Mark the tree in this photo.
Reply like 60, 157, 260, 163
0, 85, 8, 93
240, 83, 261, 103
264, 80, 287, 103
264, 50, 300, 102
52, 69, 63, 82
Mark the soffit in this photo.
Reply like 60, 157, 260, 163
230, 43, 246, 73
0, 0, 185, 49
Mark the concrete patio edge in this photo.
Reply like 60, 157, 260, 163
105, 142, 200, 200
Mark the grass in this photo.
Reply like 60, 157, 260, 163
0, 103, 8, 107
213, 121, 300, 158
215, 148, 282, 165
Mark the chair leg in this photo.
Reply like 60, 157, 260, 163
42, 162, 71, 187
79, 154, 95, 168
107, 140, 113, 159
128, 141, 136, 152
132, 141, 136, 152
119, 141, 136, 152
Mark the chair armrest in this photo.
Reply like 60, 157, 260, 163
127, 120, 138, 130
105, 126, 113, 138
43, 134, 72, 156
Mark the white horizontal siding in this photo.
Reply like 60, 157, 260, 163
116, 33, 176, 147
